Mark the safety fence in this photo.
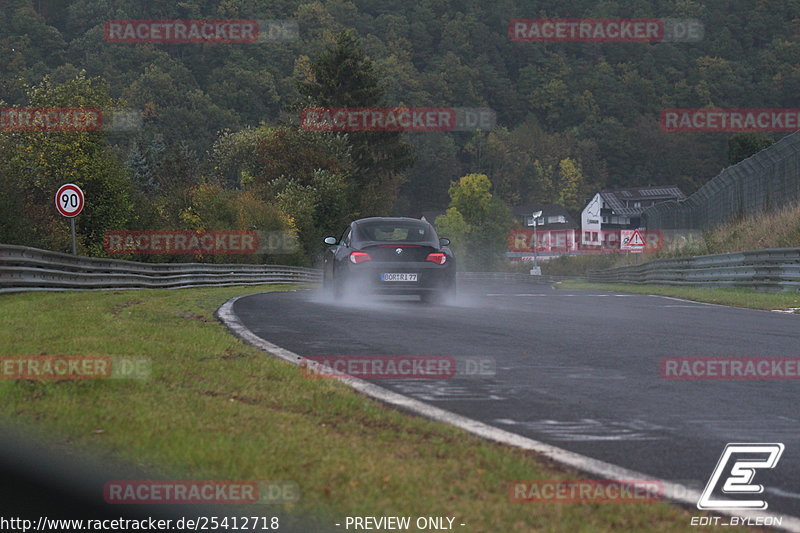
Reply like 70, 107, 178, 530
588, 247, 800, 291
642, 130, 800, 230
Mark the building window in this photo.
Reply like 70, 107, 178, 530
584, 232, 590, 241
592, 232, 598, 241
634, 201, 641, 208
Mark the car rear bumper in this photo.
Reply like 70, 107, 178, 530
340, 261, 455, 294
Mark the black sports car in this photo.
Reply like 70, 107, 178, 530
322, 217, 456, 303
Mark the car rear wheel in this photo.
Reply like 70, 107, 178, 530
421, 291, 441, 304
332, 273, 346, 299
421, 284, 455, 305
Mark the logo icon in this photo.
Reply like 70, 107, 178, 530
698, 443, 784, 510
395, 248, 403, 255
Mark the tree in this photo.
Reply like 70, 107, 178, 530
395, 133, 461, 214
208, 125, 356, 261
125, 140, 155, 194
275, 169, 352, 264
728, 133, 774, 165
4, 0, 800, 257
297, 29, 414, 215
0, 72, 134, 254
555, 158, 586, 213
435, 174, 513, 271
434, 207, 468, 257
177, 183, 300, 265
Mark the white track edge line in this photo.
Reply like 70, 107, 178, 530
216, 294, 800, 532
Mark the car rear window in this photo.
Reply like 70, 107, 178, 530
356, 222, 436, 243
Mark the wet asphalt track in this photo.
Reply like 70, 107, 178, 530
229, 280, 800, 521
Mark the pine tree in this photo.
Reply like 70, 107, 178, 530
297, 29, 414, 216
126, 141, 156, 195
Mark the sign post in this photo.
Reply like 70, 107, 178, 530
530, 210, 542, 276
54, 183, 85, 255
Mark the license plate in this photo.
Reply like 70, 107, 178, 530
381, 273, 418, 282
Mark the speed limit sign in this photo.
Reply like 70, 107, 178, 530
55, 183, 84, 218
55, 183, 84, 255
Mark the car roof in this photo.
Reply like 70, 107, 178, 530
353, 217, 431, 226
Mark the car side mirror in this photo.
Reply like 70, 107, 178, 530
324, 237, 338, 245
439, 237, 451, 247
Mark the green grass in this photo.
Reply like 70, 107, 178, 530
538, 253, 646, 277
557, 280, 800, 311
0, 285, 758, 532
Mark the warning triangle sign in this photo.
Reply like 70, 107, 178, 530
628, 229, 645, 247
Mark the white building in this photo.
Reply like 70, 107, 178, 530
580, 186, 685, 247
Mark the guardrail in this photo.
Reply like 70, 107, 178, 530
588, 248, 800, 291
0, 244, 321, 293
458, 272, 575, 283
0, 244, 577, 294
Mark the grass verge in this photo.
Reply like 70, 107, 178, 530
557, 280, 800, 312
0, 285, 760, 532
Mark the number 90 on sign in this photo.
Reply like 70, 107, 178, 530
55, 183, 85, 217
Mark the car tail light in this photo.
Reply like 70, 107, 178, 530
349, 251, 371, 264
426, 252, 447, 265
